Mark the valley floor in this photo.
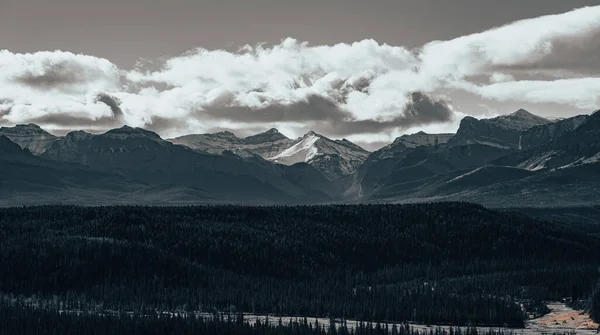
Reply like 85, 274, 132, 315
525, 303, 599, 334
215, 302, 600, 334
17, 302, 597, 334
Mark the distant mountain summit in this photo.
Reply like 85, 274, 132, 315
171, 128, 369, 180
349, 127, 511, 199
391, 131, 454, 149
269, 131, 370, 180
498, 109, 551, 130
0, 123, 60, 155
501, 111, 600, 171
244, 128, 288, 144
1, 108, 598, 207
40, 125, 337, 204
348, 109, 600, 207
449, 109, 550, 149
104, 125, 164, 140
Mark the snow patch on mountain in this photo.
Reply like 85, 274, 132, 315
556, 152, 600, 170
447, 166, 487, 183
517, 151, 559, 171
271, 132, 320, 165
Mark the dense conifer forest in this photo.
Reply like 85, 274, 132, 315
0, 203, 599, 330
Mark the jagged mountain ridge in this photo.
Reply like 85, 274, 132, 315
269, 131, 370, 180
0, 124, 60, 155
37, 126, 340, 204
353, 110, 600, 207
171, 129, 370, 180
170, 128, 290, 156
448, 109, 550, 149
496, 112, 600, 171
1, 108, 599, 207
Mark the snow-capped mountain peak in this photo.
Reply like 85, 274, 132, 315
304, 130, 318, 138
269, 131, 370, 179
271, 131, 321, 165
171, 128, 368, 179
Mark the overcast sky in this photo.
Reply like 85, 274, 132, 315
1, 0, 599, 149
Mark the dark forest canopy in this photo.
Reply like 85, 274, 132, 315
0, 203, 599, 328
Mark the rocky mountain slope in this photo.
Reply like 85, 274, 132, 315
0, 134, 144, 206
352, 110, 600, 207
170, 128, 291, 158
1, 108, 598, 207
0, 124, 60, 155
33, 126, 339, 204
0, 125, 344, 204
269, 131, 370, 180
171, 129, 370, 180
448, 109, 550, 149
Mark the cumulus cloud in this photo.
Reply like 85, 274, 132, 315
453, 77, 600, 109
1, 5, 600, 144
182, 92, 453, 137
0, 50, 123, 131
418, 6, 600, 79
0, 50, 119, 92
126, 38, 422, 123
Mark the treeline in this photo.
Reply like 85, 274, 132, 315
0, 304, 576, 335
0, 203, 599, 327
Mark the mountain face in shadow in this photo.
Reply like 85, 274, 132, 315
1, 109, 599, 207
0, 126, 339, 205
350, 110, 600, 207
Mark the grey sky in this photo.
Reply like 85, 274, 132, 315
1, 0, 599, 149
1, 0, 597, 68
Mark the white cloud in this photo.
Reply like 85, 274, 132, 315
418, 6, 600, 79
1, 5, 600, 141
490, 73, 515, 83
0, 50, 122, 130
453, 78, 600, 109
0, 50, 119, 92
126, 38, 421, 121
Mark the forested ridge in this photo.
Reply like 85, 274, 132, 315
0, 203, 599, 329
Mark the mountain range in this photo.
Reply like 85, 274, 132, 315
170, 129, 370, 180
1, 109, 598, 207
